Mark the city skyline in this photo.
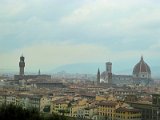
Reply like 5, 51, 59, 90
0, 0, 160, 75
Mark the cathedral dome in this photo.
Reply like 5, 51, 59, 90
133, 56, 151, 79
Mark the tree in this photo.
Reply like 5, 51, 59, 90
0, 104, 42, 120
0, 104, 71, 120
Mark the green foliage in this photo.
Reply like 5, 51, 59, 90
0, 104, 42, 120
0, 104, 71, 120
45, 113, 67, 120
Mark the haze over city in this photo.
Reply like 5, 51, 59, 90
0, 0, 160, 76
1, 1, 160, 120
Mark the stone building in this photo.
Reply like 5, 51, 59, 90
128, 94, 160, 120
99, 56, 152, 86
132, 56, 152, 85
14, 55, 51, 82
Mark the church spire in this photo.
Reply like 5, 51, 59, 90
38, 69, 41, 75
97, 68, 100, 85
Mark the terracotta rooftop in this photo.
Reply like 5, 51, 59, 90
97, 101, 117, 107
115, 107, 141, 112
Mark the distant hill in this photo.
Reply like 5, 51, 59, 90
51, 63, 160, 78
51, 63, 104, 74
1, 63, 160, 79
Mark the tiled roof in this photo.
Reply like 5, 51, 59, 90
115, 107, 140, 112
97, 101, 117, 107
133, 56, 151, 74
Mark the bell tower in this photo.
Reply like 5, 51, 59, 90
19, 55, 25, 76
106, 62, 112, 84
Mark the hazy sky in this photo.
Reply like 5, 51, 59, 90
0, 0, 160, 74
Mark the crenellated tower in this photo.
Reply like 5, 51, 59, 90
19, 55, 25, 76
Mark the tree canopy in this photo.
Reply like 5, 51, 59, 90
0, 104, 73, 120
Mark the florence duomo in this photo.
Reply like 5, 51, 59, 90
98, 56, 152, 86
